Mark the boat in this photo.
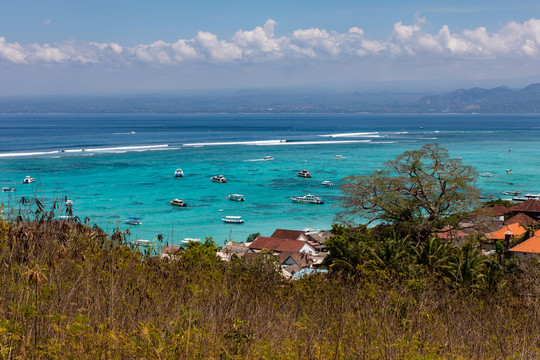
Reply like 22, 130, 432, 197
174, 168, 184, 177
65, 199, 73, 206
502, 190, 521, 196
264, 156, 274, 161
298, 170, 312, 178
181, 238, 201, 244
222, 215, 244, 224
480, 173, 494, 177
23, 176, 35, 184
1, 187, 15, 192
505, 169, 512, 174
333, 155, 343, 159
321, 180, 334, 186
169, 198, 187, 207
130, 239, 151, 247
512, 194, 540, 202
290, 194, 324, 204
228, 194, 245, 202
125, 217, 142, 225
211, 175, 227, 183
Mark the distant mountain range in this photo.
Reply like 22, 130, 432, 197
1, 84, 540, 113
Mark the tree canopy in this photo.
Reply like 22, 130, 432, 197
338, 144, 480, 241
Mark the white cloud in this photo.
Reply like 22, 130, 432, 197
2, 17, 540, 67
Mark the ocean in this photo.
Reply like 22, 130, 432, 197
1, 113, 539, 246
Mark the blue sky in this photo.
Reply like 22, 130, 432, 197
2, 0, 540, 95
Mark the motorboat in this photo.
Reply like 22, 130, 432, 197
228, 194, 245, 202
125, 217, 142, 225
502, 190, 521, 196
290, 194, 324, 204
333, 155, 343, 159
211, 175, 227, 183
222, 215, 244, 224
181, 238, 201, 244
505, 169, 512, 174
174, 168, 184, 177
321, 180, 334, 186
130, 239, 151, 247
298, 170, 312, 178
512, 194, 540, 202
23, 176, 35, 184
264, 156, 274, 161
65, 199, 73, 206
169, 198, 187, 207
1, 187, 15, 192
480, 173, 494, 177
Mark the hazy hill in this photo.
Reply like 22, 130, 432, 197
1, 84, 540, 113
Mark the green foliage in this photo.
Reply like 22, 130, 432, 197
245, 232, 260, 242
483, 198, 515, 207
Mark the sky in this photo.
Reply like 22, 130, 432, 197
2, 0, 540, 95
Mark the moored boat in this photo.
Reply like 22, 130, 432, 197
23, 176, 35, 184
169, 198, 187, 207
512, 193, 540, 202
222, 215, 244, 224
480, 173, 494, 177
174, 168, 184, 177
1, 187, 15, 192
211, 175, 227, 183
125, 217, 142, 225
321, 180, 334, 186
298, 170, 311, 178
503, 190, 521, 196
228, 194, 245, 202
333, 155, 343, 159
290, 194, 324, 204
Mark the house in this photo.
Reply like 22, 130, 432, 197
503, 212, 538, 226
248, 236, 317, 255
217, 241, 249, 261
488, 205, 512, 221
271, 229, 309, 241
435, 226, 468, 244
160, 245, 184, 261
487, 223, 526, 241
278, 251, 312, 268
509, 235, 540, 258
508, 200, 540, 221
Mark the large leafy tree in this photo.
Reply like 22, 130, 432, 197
338, 144, 480, 242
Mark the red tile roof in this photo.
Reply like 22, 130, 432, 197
509, 200, 540, 213
488, 223, 526, 240
504, 212, 538, 226
249, 236, 308, 252
435, 226, 467, 240
488, 205, 512, 217
509, 236, 540, 254
271, 229, 307, 240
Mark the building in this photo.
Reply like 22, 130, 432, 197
509, 235, 540, 258
248, 236, 317, 255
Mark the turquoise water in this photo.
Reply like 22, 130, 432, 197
1, 113, 539, 246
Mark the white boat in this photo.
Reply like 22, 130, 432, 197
264, 156, 274, 161
222, 215, 244, 224
125, 217, 142, 225
169, 198, 187, 207
23, 176, 35, 184
290, 194, 324, 204
228, 194, 245, 202
298, 170, 312, 178
181, 238, 201, 244
174, 168, 184, 177
333, 155, 343, 159
1, 187, 15, 192
321, 180, 334, 186
502, 190, 521, 196
512, 193, 540, 202
480, 173, 494, 177
130, 239, 151, 247
211, 175, 227, 183
505, 169, 512, 174
65, 199, 73, 206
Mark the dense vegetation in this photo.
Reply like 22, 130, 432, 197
2, 144, 540, 359
0, 217, 539, 359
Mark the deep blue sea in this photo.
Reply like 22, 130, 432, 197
1, 113, 539, 246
